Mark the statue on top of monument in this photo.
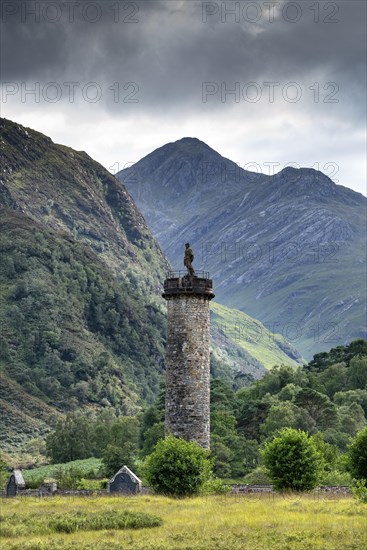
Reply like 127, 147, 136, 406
184, 242, 196, 277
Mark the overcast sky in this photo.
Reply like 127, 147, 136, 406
1, 0, 366, 194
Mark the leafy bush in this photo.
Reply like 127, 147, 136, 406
53, 465, 84, 489
352, 479, 367, 503
348, 427, 367, 480
319, 470, 351, 486
76, 478, 107, 490
262, 428, 323, 491
200, 476, 231, 495
143, 435, 213, 496
25, 475, 45, 489
243, 466, 272, 485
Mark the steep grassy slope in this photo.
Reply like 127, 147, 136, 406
0, 117, 167, 295
0, 118, 170, 452
211, 303, 302, 370
0, 373, 61, 452
118, 138, 366, 358
0, 209, 167, 447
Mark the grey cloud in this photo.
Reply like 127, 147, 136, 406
1, 0, 365, 121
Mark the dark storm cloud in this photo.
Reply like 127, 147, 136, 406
1, 0, 366, 119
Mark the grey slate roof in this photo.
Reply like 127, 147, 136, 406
108, 465, 142, 485
13, 470, 25, 487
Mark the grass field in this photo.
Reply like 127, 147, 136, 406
21, 458, 103, 483
1, 493, 366, 549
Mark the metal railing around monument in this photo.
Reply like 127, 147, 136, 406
166, 270, 211, 280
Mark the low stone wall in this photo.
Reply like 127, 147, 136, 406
232, 484, 274, 493
1, 487, 152, 498
1, 485, 352, 498
318, 485, 351, 494
230, 484, 352, 495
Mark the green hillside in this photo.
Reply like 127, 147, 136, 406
0, 209, 167, 450
0, 117, 168, 294
0, 117, 171, 453
0, 373, 60, 451
211, 302, 303, 370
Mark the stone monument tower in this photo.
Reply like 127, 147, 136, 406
162, 243, 214, 449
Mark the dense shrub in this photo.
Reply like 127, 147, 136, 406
143, 435, 213, 496
76, 478, 107, 491
348, 427, 367, 480
243, 466, 272, 485
352, 479, 367, 503
262, 428, 323, 491
53, 465, 84, 489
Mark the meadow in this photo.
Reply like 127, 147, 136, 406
1, 493, 365, 549
21, 458, 103, 484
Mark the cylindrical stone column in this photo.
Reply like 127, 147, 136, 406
162, 273, 215, 449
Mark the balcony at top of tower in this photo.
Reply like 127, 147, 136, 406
162, 271, 215, 299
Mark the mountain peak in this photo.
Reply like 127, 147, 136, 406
166, 136, 215, 154
117, 137, 366, 359
175, 137, 203, 144
151, 136, 219, 156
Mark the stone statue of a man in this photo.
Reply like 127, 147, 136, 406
184, 242, 195, 277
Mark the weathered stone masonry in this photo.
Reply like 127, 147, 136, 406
162, 275, 214, 449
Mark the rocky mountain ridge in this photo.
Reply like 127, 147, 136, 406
118, 138, 366, 358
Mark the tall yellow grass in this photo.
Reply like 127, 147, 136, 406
1, 493, 366, 549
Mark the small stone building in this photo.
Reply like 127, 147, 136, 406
107, 465, 142, 494
6, 470, 25, 497
39, 481, 57, 496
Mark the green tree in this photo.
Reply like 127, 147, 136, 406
262, 428, 323, 491
260, 401, 300, 436
141, 422, 164, 457
251, 365, 296, 398
211, 409, 237, 439
92, 409, 117, 457
54, 465, 84, 489
319, 363, 348, 398
322, 428, 352, 453
338, 403, 366, 436
237, 399, 270, 440
348, 427, 367, 480
306, 340, 367, 372
312, 432, 338, 472
109, 416, 140, 449
0, 455, 9, 489
240, 438, 261, 475
143, 435, 213, 496
102, 442, 137, 478
140, 406, 163, 440
334, 389, 367, 416
278, 383, 302, 402
46, 413, 93, 463
295, 389, 337, 430
210, 436, 233, 478
348, 356, 367, 390
210, 379, 234, 407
